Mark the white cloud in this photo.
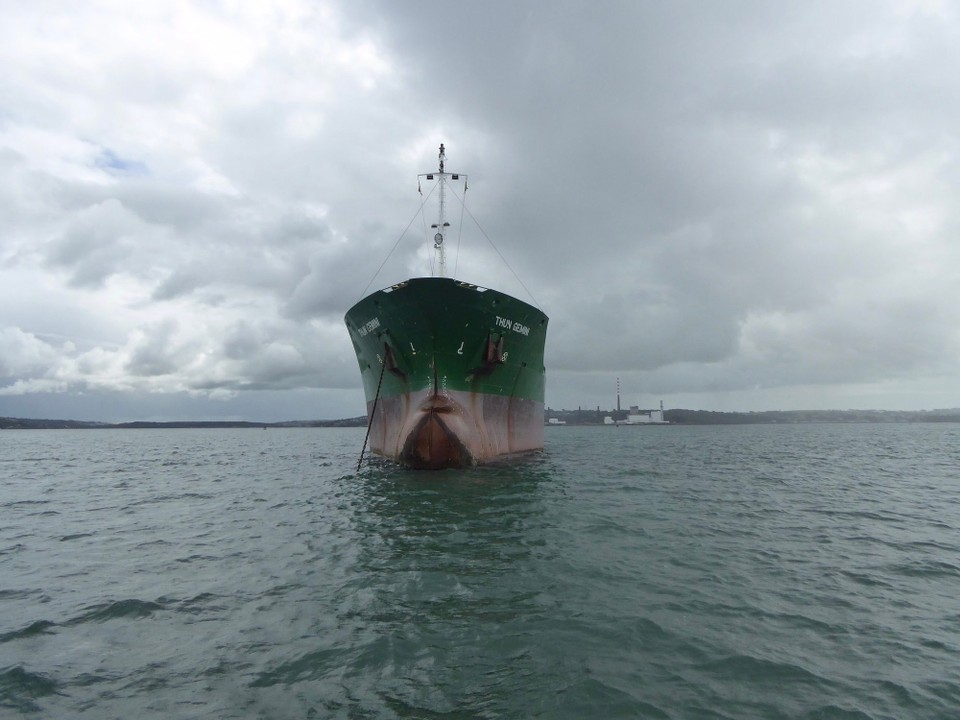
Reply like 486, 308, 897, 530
0, 327, 63, 378
3, 0, 960, 420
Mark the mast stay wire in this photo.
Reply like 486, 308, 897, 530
421, 182, 433, 277
453, 180, 467, 279
358, 181, 439, 300
445, 185, 542, 311
357, 175, 539, 311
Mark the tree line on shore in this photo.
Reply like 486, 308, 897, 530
544, 407, 960, 425
4, 408, 960, 430
0, 417, 369, 430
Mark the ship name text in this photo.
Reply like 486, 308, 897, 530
357, 317, 381, 337
495, 316, 530, 336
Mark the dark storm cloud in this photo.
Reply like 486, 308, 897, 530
44, 198, 141, 288
126, 319, 181, 377
3, 0, 960, 420
353, 0, 960, 410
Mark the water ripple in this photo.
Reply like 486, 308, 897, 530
67, 598, 166, 624
0, 620, 57, 644
1, 425, 958, 718
0, 666, 61, 714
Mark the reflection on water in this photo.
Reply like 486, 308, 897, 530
344, 453, 556, 607
285, 454, 575, 716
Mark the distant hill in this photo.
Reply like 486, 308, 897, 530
543, 408, 960, 425
0, 417, 113, 430
664, 408, 960, 424
5, 408, 960, 431
0, 416, 368, 430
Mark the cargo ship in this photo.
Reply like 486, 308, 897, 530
345, 145, 548, 469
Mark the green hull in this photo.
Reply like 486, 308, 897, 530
345, 277, 548, 468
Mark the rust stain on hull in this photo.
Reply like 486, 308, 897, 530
366, 389, 544, 469
401, 408, 471, 469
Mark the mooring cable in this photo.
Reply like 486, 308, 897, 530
356, 358, 387, 471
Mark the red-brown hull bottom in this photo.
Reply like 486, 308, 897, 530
366, 389, 544, 470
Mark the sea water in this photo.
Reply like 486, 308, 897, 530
1, 424, 959, 719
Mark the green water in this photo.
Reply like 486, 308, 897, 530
2, 424, 959, 718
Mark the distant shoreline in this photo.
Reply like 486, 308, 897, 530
4, 408, 960, 430
546, 408, 960, 425
0, 417, 369, 430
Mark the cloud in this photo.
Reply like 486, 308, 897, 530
3, 0, 960, 421
0, 327, 65, 378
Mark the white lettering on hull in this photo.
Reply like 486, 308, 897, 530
494, 316, 530, 336
357, 317, 381, 337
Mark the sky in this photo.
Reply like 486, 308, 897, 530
2, 0, 960, 422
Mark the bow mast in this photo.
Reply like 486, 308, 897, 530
419, 143, 466, 278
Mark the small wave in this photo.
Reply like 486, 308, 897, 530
555, 676, 670, 718
905, 539, 959, 552
582, 516, 634, 534
264, 583, 300, 597
876, 679, 922, 709
175, 554, 221, 564
0, 589, 48, 603
919, 637, 953, 652
71, 672, 117, 687
135, 539, 172, 548
807, 508, 898, 523
174, 593, 228, 615
839, 570, 895, 589
767, 611, 849, 636
67, 598, 165, 625
123, 492, 214, 508
920, 679, 960, 711
885, 559, 960, 579
249, 647, 349, 687
200, 659, 249, 678
0, 665, 60, 713
0, 620, 57, 644
698, 654, 830, 687
59, 533, 94, 542
801, 704, 874, 719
